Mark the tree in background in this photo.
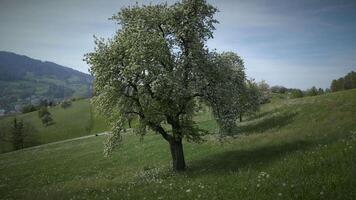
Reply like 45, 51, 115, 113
306, 86, 318, 96
38, 106, 50, 118
330, 71, 356, 92
38, 106, 53, 126
318, 88, 324, 95
344, 71, 356, 90
331, 78, 345, 92
11, 118, 24, 150
21, 104, 37, 114
41, 114, 53, 127
85, 0, 247, 171
290, 89, 304, 98
0, 118, 38, 152
257, 80, 271, 104
270, 85, 287, 94
238, 79, 260, 122
60, 100, 72, 109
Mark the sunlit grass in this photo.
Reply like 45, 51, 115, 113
0, 89, 356, 199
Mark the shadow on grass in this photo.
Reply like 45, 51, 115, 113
244, 109, 280, 121
187, 139, 311, 176
237, 110, 298, 135
184, 109, 303, 175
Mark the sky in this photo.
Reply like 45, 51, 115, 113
0, 0, 355, 89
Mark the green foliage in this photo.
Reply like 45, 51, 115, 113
21, 104, 37, 113
7, 118, 38, 150
11, 118, 24, 150
38, 106, 50, 118
270, 85, 287, 94
330, 71, 356, 92
344, 71, 356, 89
85, 0, 246, 161
290, 89, 304, 98
60, 100, 72, 109
38, 106, 54, 126
305, 86, 318, 96
238, 79, 261, 121
257, 80, 271, 104
317, 88, 324, 95
41, 113, 53, 126
0, 99, 109, 153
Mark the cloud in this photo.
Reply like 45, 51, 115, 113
0, 0, 355, 89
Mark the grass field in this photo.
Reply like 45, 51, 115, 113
0, 99, 109, 153
0, 90, 356, 199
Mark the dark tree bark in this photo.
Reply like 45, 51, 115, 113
146, 119, 186, 171
239, 114, 242, 122
128, 119, 132, 128
169, 138, 186, 171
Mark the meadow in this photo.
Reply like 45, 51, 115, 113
0, 89, 355, 199
0, 99, 108, 153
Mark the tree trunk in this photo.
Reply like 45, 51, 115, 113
169, 139, 186, 171
239, 114, 242, 122
128, 119, 132, 128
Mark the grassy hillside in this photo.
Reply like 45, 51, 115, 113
0, 90, 356, 199
0, 99, 109, 153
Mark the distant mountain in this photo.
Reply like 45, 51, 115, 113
0, 51, 92, 113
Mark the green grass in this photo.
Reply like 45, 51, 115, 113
0, 90, 356, 199
0, 99, 109, 153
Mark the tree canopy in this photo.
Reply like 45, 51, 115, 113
330, 71, 356, 92
85, 0, 248, 171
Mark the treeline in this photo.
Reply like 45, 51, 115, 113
21, 99, 57, 113
330, 71, 356, 92
21, 98, 77, 114
267, 85, 329, 99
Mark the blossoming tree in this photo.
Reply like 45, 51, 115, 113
85, 0, 246, 171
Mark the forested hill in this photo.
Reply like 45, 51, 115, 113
0, 51, 92, 112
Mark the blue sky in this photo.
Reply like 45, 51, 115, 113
0, 0, 355, 89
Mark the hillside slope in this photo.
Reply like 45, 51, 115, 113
0, 89, 355, 199
0, 51, 92, 112
0, 99, 108, 153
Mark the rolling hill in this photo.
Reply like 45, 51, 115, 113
0, 99, 108, 153
0, 51, 93, 113
0, 89, 355, 199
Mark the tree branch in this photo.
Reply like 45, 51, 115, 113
147, 121, 172, 142
176, 93, 203, 117
158, 24, 165, 38
144, 83, 156, 99
124, 111, 144, 118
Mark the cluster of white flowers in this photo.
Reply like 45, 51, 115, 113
342, 131, 356, 152
256, 171, 270, 188
351, 131, 356, 141
198, 183, 205, 189
134, 167, 164, 184
257, 171, 270, 182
